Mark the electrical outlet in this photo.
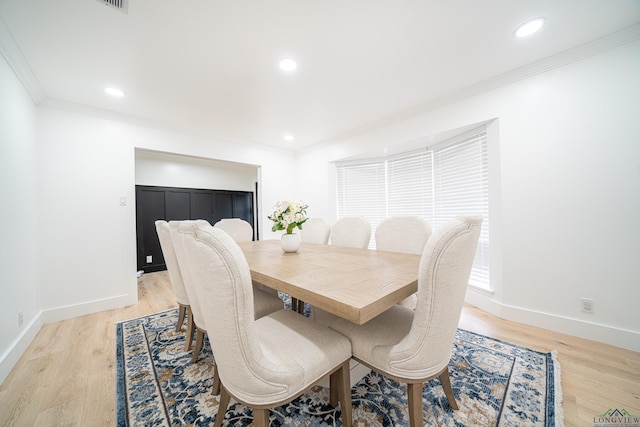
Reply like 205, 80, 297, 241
146, 255, 152, 263
581, 298, 594, 313
18, 311, 24, 327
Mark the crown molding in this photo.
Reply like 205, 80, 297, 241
0, 17, 45, 103
464, 23, 640, 97
303, 23, 640, 153
38, 97, 294, 156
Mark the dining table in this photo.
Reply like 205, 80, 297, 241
237, 239, 421, 325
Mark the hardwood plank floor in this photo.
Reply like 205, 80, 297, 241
1, 271, 638, 426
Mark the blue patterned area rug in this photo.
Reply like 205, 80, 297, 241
116, 308, 563, 426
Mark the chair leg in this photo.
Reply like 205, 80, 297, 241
214, 386, 230, 427
330, 362, 352, 426
336, 361, 352, 427
252, 408, 269, 427
291, 297, 299, 312
187, 306, 194, 332
407, 382, 424, 427
330, 369, 338, 407
211, 364, 220, 395
184, 311, 195, 351
439, 367, 458, 410
191, 329, 205, 363
176, 304, 187, 331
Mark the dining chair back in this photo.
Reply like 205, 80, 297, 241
330, 216, 371, 248
213, 218, 253, 242
375, 216, 431, 254
170, 220, 283, 364
168, 220, 211, 358
214, 218, 284, 317
315, 216, 482, 427
174, 223, 353, 427
155, 220, 192, 333
301, 217, 331, 244
375, 216, 432, 309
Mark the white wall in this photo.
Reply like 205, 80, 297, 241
35, 108, 296, 320
135, 149, 258, 192
296, 41, 640, 351
0, 69, 296, 381
0, 54, 41, 383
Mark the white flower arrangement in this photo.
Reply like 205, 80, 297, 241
268, 200, 309, 234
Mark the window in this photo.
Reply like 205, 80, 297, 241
336, 126, 490, 289
336, 160, 387, 236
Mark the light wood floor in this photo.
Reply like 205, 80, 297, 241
0, 271, 638, 426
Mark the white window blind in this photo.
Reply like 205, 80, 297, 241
432, 131, 489, 287
387, 150, 433, 219
335, 127, 490, 289
336, 160, 386, 247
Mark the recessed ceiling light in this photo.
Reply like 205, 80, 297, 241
284, 134, 294, 141
105, 87, 125, 97
514, 17, 546, 38
279, 58, 297, 72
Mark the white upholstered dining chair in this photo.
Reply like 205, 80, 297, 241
301, 217, 331, 244
169, 220, 283, 364
174, 222, 353, 427
375, 216, 431, 255
330, 216, 371, 249
168, 220, 216, 359
375, 216, 432, 310
213, 218, 253, 242
155, 220, 194, 335
315, 216, 482, 427
214, 217, 284, 312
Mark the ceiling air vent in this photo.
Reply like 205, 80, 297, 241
97, 0, 129, 13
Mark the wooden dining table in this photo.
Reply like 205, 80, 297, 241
237, 240, 421, 325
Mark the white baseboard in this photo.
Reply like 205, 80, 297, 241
465, 288, 640, 352
0, 312, 44, 385
0, 293, 137, 385
40, 293, 137, 324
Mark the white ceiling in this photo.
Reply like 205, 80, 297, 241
1, 0, 639, 151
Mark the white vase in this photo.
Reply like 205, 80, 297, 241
281, 233, 301, 253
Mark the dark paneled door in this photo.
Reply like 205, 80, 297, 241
136, 185, 254, 272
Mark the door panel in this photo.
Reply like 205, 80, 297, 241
233, 192, 253, 223
165, 191, 190, 220
212, 193, 233, 224
136, 187, 167, 272
191, 192, 214, 222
